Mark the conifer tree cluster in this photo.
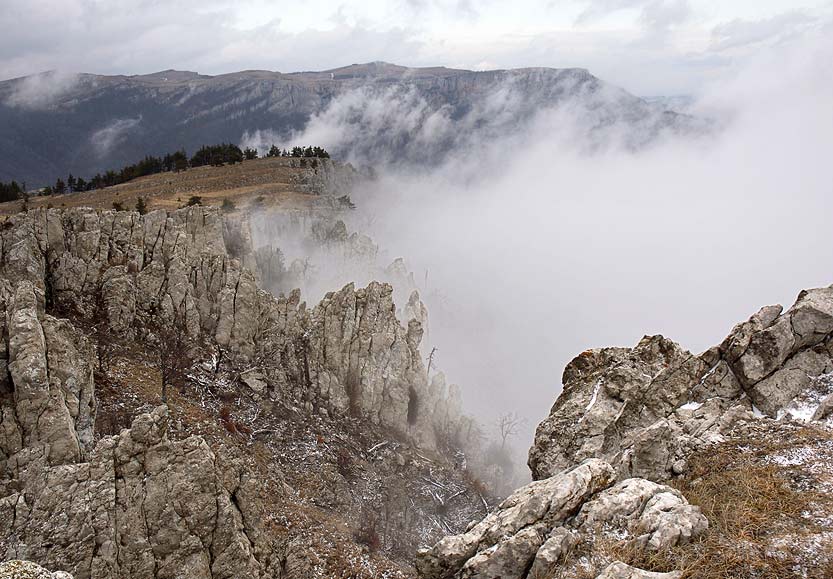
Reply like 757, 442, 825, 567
0, 181, 25, 202
40, 151, 189, 195
265, 145, 330, 158
189, 144, 244, 167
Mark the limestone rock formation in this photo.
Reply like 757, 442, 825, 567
289, 158, 360, 197
0, 205, 477, 578
0, 280, 95, 469
0, 206, 461, 449
415, 459, 705, 579
529, 285, 833, 481
0, 405, 278, 579
420, 283, 833, 579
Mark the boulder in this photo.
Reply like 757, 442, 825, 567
0, 560, 73, 579
416, 459, 614, 579
415, 459, 705, 579
575, 478, 706, 550
528, 335, 711, 480
595, 562, 681, 579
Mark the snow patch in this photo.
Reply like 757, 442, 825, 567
694, 364, 718, 388
585, 380, 602, 412
769, 446, 817, 467
578, 380, 602, 425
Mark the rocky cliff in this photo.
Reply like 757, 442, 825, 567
0, 206, 483, 578
0, 206, 460, 446
417, 286, 833, 578
529, 286, 833, 482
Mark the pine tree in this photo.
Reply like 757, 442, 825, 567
135, 197, 148, 215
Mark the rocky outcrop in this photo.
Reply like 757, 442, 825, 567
529, 286, 833, 481
288, 158, 360, 197
304, 282, 432, 440
723, 288, 833, 414
0, 206, 461, 449
0, 280, 95, 469
415, 459, 706, 579
0, 206, 473, 577
0, 206, 260, 354
0, 406, 278, 579
419, 283, 833, 579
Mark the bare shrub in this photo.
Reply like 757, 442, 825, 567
354, 509, 382, 553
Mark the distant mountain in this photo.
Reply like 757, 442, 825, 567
0, 62, 692, 186
643, 95, 697, 115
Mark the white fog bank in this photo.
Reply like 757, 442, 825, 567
266, 30, 833, 453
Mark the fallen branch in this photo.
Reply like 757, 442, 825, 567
367, 441, 388, 455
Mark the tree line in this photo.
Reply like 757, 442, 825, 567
0, 143, 331, 202
264, 145, 330, 159
0, 181, 25, 203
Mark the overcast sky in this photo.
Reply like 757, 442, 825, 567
1, 0, 830, 95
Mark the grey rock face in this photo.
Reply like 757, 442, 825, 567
305, 282, 438, 443
529, 284, 833, 481
0, 206, 470, 578
416, 459, 615, 579
576, 477, 707, 550
1, 406, 275, 579
0, 206, 459, 448
415, 459, 705, 579
527, 335, 710, 480
1, 281, 95, 468
1, 206, 259, 355
437, 283, 833, 579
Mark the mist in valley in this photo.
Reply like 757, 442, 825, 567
246, 30, 833, 484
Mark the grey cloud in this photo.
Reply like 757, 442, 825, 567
0, 1, 423, 81
3, 71, 80, 109
575, 0, 692, 42
577, 0, 692, 38
711, 11, 816, 52
638, 0, 691, 33
575, 0, 647, 25
91, 117, 143, 156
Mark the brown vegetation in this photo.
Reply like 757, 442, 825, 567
594, 425, 833, 579
0, 157, 322, 215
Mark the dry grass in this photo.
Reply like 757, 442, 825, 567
0, 157, 322, 215
597, 425, 833, 579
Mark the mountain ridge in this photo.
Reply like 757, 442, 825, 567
1, 61, 595, 84
0, 62, 684, 187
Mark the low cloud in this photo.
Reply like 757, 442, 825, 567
90, 117, 142, 156
268, 70, 675, 170
251, 30, 833, 458
4, 70, 80, 110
